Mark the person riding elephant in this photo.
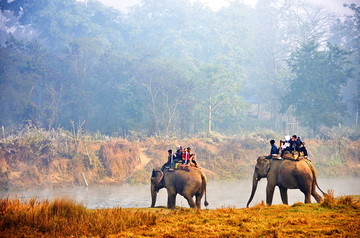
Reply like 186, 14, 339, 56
161, 149, 175, 172
150, 166, 209, 209
266, 139, 279, 159
246, 155, 326, 207
290, 135, 309, 159
280, 135, 291, 157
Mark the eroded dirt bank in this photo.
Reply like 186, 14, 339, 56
1, 131, 359, 190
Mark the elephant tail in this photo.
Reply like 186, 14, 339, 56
315, 179, 327, 196
305, 160, 327, 196
201, 172, 209, 207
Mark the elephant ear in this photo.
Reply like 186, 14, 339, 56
263, 159, 271, 175
151, 169, 164, 183
151, 169, 158, 178
256, 156, 271, 177
157, 170, 164, 183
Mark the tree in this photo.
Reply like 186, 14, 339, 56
281, 41, 353, 133
330, 3, 360, 126
196, 64, 245, 134
129, 54, 196, 137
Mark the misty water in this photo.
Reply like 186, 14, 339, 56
1, 177, 359, 209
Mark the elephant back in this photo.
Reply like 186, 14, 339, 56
282, 151, 307, 161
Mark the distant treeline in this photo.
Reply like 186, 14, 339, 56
0, 0, 359, 137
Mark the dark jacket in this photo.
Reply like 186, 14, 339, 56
175, 150, 182, 162
270, 144, 279, 155
167, 154, 174, 164
290, 138, 303, 151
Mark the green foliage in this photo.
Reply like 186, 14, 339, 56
0, 0, 358, 137
196, 63, 246, 134
282, 41, 353, 133
333, 4, 360, 127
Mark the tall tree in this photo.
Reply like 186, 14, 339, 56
129, 54, 196, 137
330, 3, 360, 126
281, 41, 353, 133
196, 63, 245, 134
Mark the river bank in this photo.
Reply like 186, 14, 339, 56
1, 129, 359, 190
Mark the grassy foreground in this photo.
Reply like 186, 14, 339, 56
0, 194, 359, 238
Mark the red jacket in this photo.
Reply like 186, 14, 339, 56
182, 152, 191, 160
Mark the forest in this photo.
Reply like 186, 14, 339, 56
0, 0, 359, 138
1, 3, 360, 237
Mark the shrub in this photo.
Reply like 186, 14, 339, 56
321, 190, 337, 208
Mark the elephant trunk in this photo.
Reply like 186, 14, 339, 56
246, 171, 259, 208
150, 180, 157, 207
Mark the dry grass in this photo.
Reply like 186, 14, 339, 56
99, 139, 141, 180
0, 197, 359, 238
0, 198, 156, 237
2, 134, 360, 189
321, 190, 360, 209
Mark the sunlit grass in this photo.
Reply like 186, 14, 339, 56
321, 190, 360, 210
0, 196, 359, 237
0, 198, 156, 237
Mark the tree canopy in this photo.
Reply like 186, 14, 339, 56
0, 0, 358, 137
281, 41, 353, 133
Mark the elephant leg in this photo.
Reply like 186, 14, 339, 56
304, 193, 312, 203
300, 186, 312, 204
183, 192, 196, 208
195, 193, 203, 209
312, 186, 323, 203
279, 187, 288, 205
312, 191, 322, 203
167, 192, 177, 209
266, 183, 276, 205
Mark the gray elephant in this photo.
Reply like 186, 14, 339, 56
246, 155, 326, 207
151, 167, 209, 209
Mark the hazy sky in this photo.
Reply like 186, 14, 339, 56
94, 0, 355, 14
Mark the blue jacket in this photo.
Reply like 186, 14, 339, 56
290, 138, 303, 151
270, 144, 279, 155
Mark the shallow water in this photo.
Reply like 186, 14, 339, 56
1, 177, 359, 209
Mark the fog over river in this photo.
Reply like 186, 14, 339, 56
1, 177, 359, 209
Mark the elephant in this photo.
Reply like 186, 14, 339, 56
246, 155, 326, 207
150, 166, 209, 209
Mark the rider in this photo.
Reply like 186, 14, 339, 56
182, 147, 191, 165
290, 135, 308, 158
269, 139, 279, 159
175, 146, 183, 160
187, 147, 198, 166
162, 149, 175, 171
280, 135, 291, 157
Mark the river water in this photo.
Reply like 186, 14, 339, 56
1, 177, 359, 209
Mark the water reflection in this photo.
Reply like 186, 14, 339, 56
1, 177, 359, 209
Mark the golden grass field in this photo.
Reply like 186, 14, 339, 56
0, 192, 359, 238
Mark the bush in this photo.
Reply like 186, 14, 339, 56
318, 126, 360, 140
321, 190, 337, 208
321, 190, 359, 209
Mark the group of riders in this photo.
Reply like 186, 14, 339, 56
162, 146, 198, 171
268, 134, 309, 160
162, 134, 308, 171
